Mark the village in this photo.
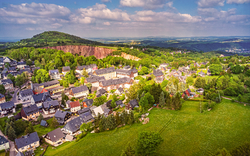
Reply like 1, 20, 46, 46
0, 55, 216, 156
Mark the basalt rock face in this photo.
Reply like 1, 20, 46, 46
43, 45, 115, 59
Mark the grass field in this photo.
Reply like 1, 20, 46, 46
34, 118, 64, 136
44, 99, 250, 156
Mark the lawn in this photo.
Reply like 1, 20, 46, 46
44, 99, 250, 156
34, 118, 63, 136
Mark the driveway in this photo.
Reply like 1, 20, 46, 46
0, 130, 16, 156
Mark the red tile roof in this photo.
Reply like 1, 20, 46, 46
70, 101, 80, 108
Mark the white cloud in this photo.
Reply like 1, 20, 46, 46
71, 3, 131, 23
101, 0, 111, 2
198, 0, 225, 7
120, 0, 170, 9
103, 22, 111, 25
227, 0, 250, 3
198, 8, 236, 18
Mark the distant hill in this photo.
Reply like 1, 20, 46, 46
3, 31, 103, 49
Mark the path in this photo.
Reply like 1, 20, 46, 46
221, 96, 250, 106
0, 130, 16, 156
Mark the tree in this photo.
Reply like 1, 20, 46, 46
99, 117, 106, 132
0, 85, 6, 95
61, 91, 66, 107
7, 126, 16, 141
80, 123, 90, 132
159, 91, 165, 107
111, 100, 117, 108
37, 113, 43, 123
121, 143, 136, 156
186, 76, 194, 87
82, 69, 89, 78
231, 142, 250, 156
93, 96, 107, 106
5, 123, 10, 136
136, 131, 163, 156
86, 82, 92, 91
65, 72, 76, 84
144, 92, 155, 106
74, 81, 81, 87
149, 83, 162, 103
24, 122, 34, 134
209, 64, 222, 75
194, 77, 203, 88
7, 74, 15, 86
237, 94, 242, 102
35, 69, 50, 83
161, 80, 168, 89
165, 91, 171, 108
63, 80, 69, 88
80, 77, 86, 85
50, 116, 59, 128
139, 96, 148, 113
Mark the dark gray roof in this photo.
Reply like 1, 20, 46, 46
1, 79, 13, 85
96, 88, 107, 97
64, 116, 84, 133
46, 128, 65, 143
95, 67, 115, 75
49, 69, 59, 75
116, 69, 132, 75
17, 62, 26, 65
80, 112, 94, 123
0, 93, 4, 99
77, 64, 97, 70
198, 71, 205, 75
83, 99, 93, 107
40, 120, 47, 127
131, 68, 138, 73
0, 101, 14, 110
0, 135, 8, 145
20, 89, 34, 98
62, 66, 70, 71
117, 87, 124, 93
116, 100, 125, 107
78, 108, 91, 115
40, 80, 59, 88
153, 70, 163, 77
43, 100, 59, 109
100, 77, 132, 87
55, 110, 67, 119
22, 105, 39, 116
8, 67, 16, 71
123, 65, 130, 70
15, 132, 39, 149
32, 92, 51, 103
129, 99, 139, 109
86, 75, 105, 83
71, 85, 88, 94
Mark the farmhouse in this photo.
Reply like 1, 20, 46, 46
30, 92, 52, 109
93, 67, 116, 80
68, 101, 81, 113
15, 132, 40, 152
19, 89, 34, 102
21, 105, 39, 121
45, 128, 65, 146
99, 77, 133, 91
62, 66, 70, 75
0, 101, 15, 115
69, 85, 89, 98
54, 110, 71, 125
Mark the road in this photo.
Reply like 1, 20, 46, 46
0, 130, 16, 156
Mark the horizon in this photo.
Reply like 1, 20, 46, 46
0, 0, 250, 38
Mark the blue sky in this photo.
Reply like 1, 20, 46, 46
0, 0, 250, 39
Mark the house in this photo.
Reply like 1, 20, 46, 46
96, 88, 107, 97
68, 101, 81, 113
40, 120, 48, 127
0, 101, 15, 115
82, 99, 93, 108
63, 113, 93, 135
155, 77, 164, 83
159, 63, 169, 69
93, 67, 116, 80
116, 100, 125, 107
182, 88, 192, 98
49, 69, 60, 80
75, 64, 97, 74
42, 100, 59, 114
123, 65, 131, 70
33, 80, 63, 95
115, 87, 124, 95
0, 79, 14, 91
21, 105, 39, 121
62, 66, 70, 75
15, 132, 40, 152
198, 71, 205, 77
197, 88, 204, 94
3, 57, 11, 63
8, 67, 17, 72
99, 77, 133, 91
116, 69, 134, 78
30, 92, 52, 109
45, 128, 65, 146
126, 99, 139, 110
85, 75, 105, 87
0, 135, 9, 150
92, 103, 111, 117
0, 93, 6, 104
54, 110, 71, 125
19, 89, 34, 102
70, 85, 89, 99
78, 107, 91, 115
153, 70, 164, 78
17, 62, 26, 69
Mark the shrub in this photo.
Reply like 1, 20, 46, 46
76, 132, 87, 142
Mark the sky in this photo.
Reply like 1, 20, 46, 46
0, 0, 250, 39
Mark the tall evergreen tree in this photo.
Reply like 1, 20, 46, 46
159, 91, 165, 107
99, 118, 105, 132
115, 112, 122, 126
7, 126, 16, 141
139, 96, 148, 113
165, 92, 171, 109
5, 123, 10, 136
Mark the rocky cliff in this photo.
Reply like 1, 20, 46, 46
114, 52, 141, 61
43, 45, 115, 59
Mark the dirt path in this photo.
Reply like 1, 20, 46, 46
221, 96, 250, 106
0, 130, 16, 156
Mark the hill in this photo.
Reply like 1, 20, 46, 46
2, 31, 103, 49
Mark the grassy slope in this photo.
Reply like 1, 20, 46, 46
44, 99, 250, 156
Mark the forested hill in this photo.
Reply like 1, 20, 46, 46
3, 31, 103, 49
